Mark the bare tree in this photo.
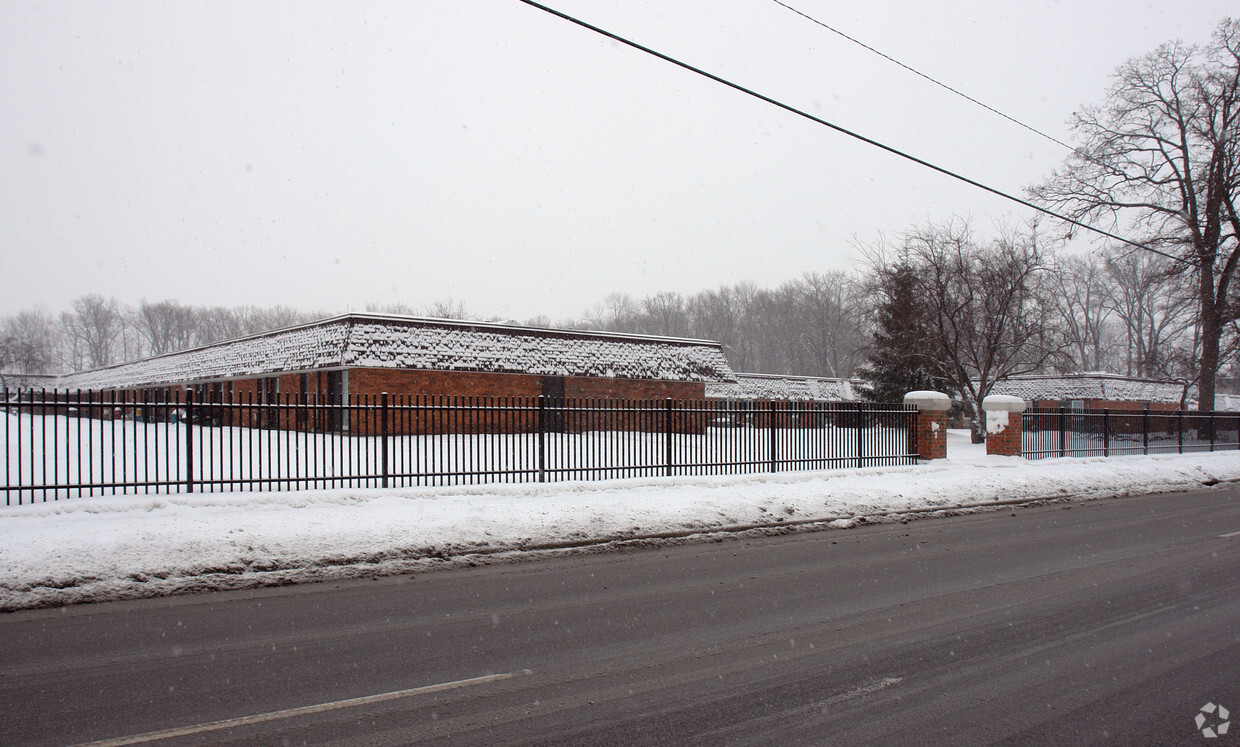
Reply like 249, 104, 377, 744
636, 291, 690, 337
789, 271, 866, 377
583, 292, 640, 332
60, 295, 124, 370
1102, 249, 1197, 378
195, 307, 244, 346
0, 326, 14, 383
688, 283, 759, 371
424, 298, 471, 320
233, 305, 318, 336
1030, 18, 1240, 411
1, 310, 59, 375
365, 302, 418, 315
135, 300, 199, 356
748, 284, 801, 374
900, 218, 1059, 442
1045, 254, 1118, 372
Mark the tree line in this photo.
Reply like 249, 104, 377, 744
0, 233, 1209, 382
0, 299, 327, 376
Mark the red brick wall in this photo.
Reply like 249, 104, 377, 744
564, 377, 704, 400
912, 410, 948, 460
96, 369, 712, 435
986, 415, 1023, 456
348, 368, 543, 400
342, 368, 707, 435
561, 378, 705, 434
344, 369, 536, 435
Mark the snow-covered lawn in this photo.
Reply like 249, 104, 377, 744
1, 431, 1237, 611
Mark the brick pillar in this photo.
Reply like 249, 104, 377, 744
983, 395, 1027, 457
904, 391, 951, 460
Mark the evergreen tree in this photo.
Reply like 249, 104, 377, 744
856, 262, 947, 402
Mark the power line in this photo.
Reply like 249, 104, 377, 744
769, 0, 1074, 151
515, 0, 1188, 267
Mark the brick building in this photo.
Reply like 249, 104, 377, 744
0, 372, 58, 392
705, 373, 889, 430
705, 372, 859, 402
46, 313, 737, 433
987, 372, 1194, 411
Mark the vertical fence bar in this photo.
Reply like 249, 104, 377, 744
1103, 409, 1110, 457
17, 389, 24, 505
855, 403, 864, 469
767, 400, 777, 473
537, 395, 546, 483
1178, 411, 1184, 454
52, 388, 60, 500
1142, 408, 1149, 455
3, 387, 9, 506
381, 391, 390, 488
1058, 407, 1066, 458
664, 398, 674, 477
74, 390, 83, 498
184, 388, 195, 493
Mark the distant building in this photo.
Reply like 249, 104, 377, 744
988, 372, 1193, 411
0, 372, 58, 393
705, 372, 859, 402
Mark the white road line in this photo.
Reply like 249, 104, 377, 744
818, 676, 904, 708
77, 669, 533, 746
1219, 530, 1240, 538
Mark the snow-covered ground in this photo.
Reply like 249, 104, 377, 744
2, 431, 1237, 611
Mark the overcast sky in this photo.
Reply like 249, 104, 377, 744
2, 1, 1235, 323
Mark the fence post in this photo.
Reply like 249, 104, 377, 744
2, 387, 7, 506
1103, 409, 1110, 457
184, 388, 195, 494
1058, 407, 1066, 458
769, 400, 778, 473
855, 402, 864, 469
1178, 410, 1184, 454
380, 391, 389, 488
1142, 407, 1149, 455
537, 395, 546, 483
665, 398, 674, 477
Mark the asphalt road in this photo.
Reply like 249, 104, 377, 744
2, 486, 1239, 745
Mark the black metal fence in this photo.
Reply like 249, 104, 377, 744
1022, 407, 1240, 459
2, 388, 918, 504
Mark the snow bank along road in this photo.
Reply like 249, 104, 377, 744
2, 434, 1239, 610
1, 487, 1238, 744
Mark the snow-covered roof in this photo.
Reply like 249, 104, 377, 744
55, 314, 737, 390
988, 373, 1192, 406
705, 373, 859, 402
0, 372, 59, 391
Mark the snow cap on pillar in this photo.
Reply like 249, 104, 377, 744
982, 394, 1027, 413
903, 391, 951, 411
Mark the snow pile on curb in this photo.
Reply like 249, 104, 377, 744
2, 441, 1238, 611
